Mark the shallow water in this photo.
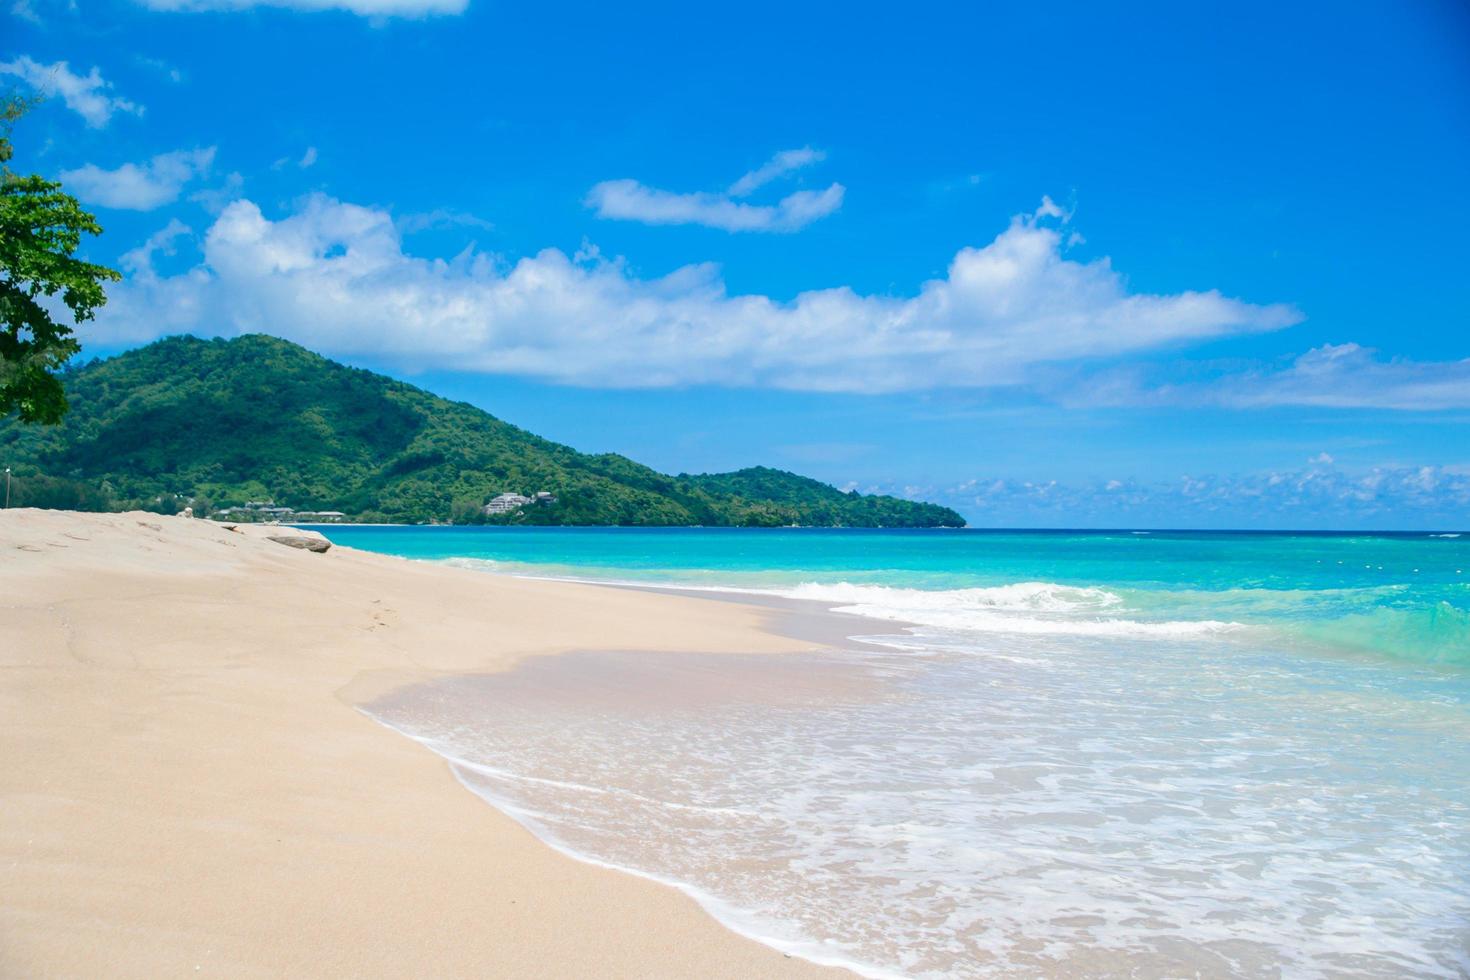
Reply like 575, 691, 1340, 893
320, 526, 1470, 667
337, 527, 1470, 977
367, 638, 1469, 978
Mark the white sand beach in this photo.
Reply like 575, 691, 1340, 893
0, 510, 848, 978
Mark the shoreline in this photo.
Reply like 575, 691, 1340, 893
363, 702, 908, 980
352, 584, 925, 980
0, 509, 862, 978
291, 522, 1470, 535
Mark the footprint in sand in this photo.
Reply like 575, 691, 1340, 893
368, 600, 399, 631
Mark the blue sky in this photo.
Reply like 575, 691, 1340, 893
5, 0, 1470, 527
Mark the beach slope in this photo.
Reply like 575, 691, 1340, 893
0, 510, 841, 978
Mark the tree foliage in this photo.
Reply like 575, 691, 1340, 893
0, 333, 967, 527
0, 96, 121, 424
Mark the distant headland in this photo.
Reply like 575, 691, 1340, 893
0, 335, 965, 528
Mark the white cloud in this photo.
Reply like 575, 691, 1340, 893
397, 207, 494, 233
728, 147, 824, 197
587, 147, 844, 233
1218, 344, 1470, 410
273, 146, 318, 171
909, 464, 1470, 526
0, 57, 142, 128
189, 171, 245, 214
587, 179, 845, 233
136, 56, 184, 83
1033, 194, 1070, 221
1088, 344, 1470, 411
119, 218, 193, 276
60, 147, 216, 210
11, 0, 42, 23
90, 194, 1299, 392
134, 0, 465, 16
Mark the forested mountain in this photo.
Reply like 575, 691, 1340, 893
0, 335, 966, 527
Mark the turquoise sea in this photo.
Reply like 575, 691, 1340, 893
325, 527, 1470, 977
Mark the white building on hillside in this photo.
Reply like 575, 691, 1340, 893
483, 492, 532, 515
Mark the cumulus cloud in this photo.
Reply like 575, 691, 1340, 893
587, 147, 844, 233
88, 194, 1298, 392
60, 147, 216, 210
135, 0, 465, 16
0, 57, 142, 128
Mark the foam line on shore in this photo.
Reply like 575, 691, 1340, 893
361, 709, 907, 980
438, 558, 1246, 639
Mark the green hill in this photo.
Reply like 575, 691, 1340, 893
0, 335, 966, 527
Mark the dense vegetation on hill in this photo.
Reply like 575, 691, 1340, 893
0, 335, 966, 527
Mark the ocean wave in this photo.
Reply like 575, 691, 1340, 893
784, 580, 1124, 613
442, 556, 506, 571
433, 556, 1465, 666
1290, 600, 1470, 668
433, 560, 1245, 640
774, 581, 1242, 638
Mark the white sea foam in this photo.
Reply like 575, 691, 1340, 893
437, 559, 1247, 640
772, 581, 1243, 638
367, 641, 1470, 979
441, 556, 506, 571
366, 711, 911, 980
